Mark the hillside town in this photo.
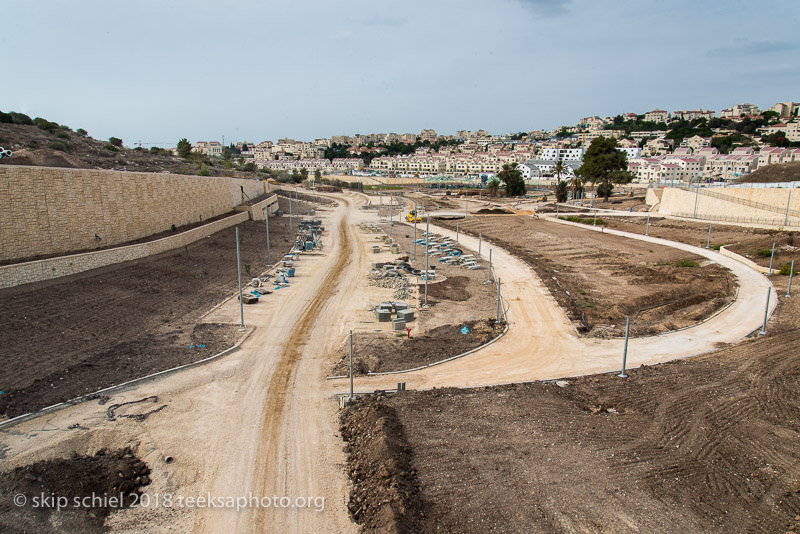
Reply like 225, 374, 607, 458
190, 100, 800, 183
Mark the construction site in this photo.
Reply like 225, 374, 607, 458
1, 165, 799, 533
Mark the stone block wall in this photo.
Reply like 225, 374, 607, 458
0, 166, 266, 262
0, 212, 249, 289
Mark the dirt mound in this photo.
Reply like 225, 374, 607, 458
738, 161, 800, 183
339, 396, 423, 533
0, 447, 150, 533
331, 319, 504, 375
424, 275, 471, 302
476, 208, 513, 214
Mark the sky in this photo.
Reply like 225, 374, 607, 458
2, 0, 799, 147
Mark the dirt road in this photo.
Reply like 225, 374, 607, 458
0, 193, 366, 533
330, 213, 776, 394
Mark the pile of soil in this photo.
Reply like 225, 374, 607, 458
342, 280, 800, 532
339, 396, 423, 533
738, 161, 800, 183
435, 216, 737, 337
331, 319, 504, 375
0, 197, 306, 419
476, 208, 513, 214
0, 447, 150, 533
423, 275, 471, 302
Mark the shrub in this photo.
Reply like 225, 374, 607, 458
34, 117, 59, 131
779, 263, 797, 275
9, 112, 33, 125
103, 144, 119, 152
59, 124, 72, 131
55, 131, 69, 139
558, 215, 604, 225
76, 128, 88, 137
676, 259, 698, 267
108, 137, 123, 147
754, 248, 774, 257
0, 111, 13, 123
48, 140, 70, 152
198, 163, 210, 176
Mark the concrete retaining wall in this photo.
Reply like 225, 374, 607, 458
0, 166, 267, 262
719, 245, 771, 275
658, 187, 800, 227
0, 212, 250, 289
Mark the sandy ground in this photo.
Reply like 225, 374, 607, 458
329, 213, 776, 394
0, 192, 367, 533
0, 190, 784, 533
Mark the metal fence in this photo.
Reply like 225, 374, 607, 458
669, 211, 800, 228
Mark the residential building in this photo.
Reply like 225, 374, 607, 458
420, 129, 438, 142
644, 109, 669, 123
539, 148, 584, 161
769, 102, 800, 119
759, 121, 800, 142
680, 135, 712, 152
617, 147, 642, 160
720, 103, 760, 119
193, 141, 223, 157
672, 109, 715, 121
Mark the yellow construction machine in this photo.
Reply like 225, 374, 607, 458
406, 210, 422, 223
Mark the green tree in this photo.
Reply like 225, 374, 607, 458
291, 169, 301, 183
177, 138, 192, 158
300, 167, 309, 182
569, 168, 585, 198
554, 179, 569, 203
76, 128, 88, 137
578, 136, 633, 201
221, 146, 233, 163
485, 177, 501, 197
497, 162, 526, 197
552, 159, 567, 181
109, 137, 123, 147
314, 168, 322, 181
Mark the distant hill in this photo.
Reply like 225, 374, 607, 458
0, 115, 259, 179
738, 161, 800, 183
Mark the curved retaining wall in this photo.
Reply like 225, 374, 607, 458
0, 212, 249, 289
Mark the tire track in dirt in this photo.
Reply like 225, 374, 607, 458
250, 196, 353, 529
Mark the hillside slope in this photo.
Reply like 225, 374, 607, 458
0, 121, 258, 178
737, 161, 800, 183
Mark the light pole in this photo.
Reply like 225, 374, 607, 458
265, 206, 271, 266
425, 215, 430, 306
236, 226, 244, 328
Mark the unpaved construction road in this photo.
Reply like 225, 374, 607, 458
1, 191, 366, 533
0, 191, 785, 533
330, 212, 776, 394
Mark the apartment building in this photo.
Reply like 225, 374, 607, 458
520, 160, 580, 180
759, 121, 800, 142
720, 103, 760, 119
672, 109, 715, 121
193, 141, 223, 156
539, 147, 584, 161
644, 109, 670, 123
680, 135, 712, 152
617, 147, 642, 160
769, 102, 800, 119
